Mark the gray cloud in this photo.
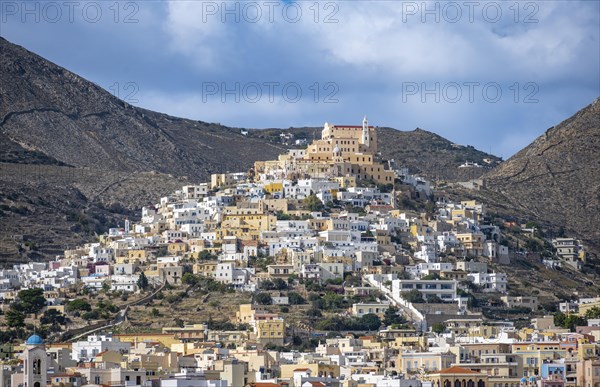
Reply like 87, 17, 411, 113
1, 0, 598, 157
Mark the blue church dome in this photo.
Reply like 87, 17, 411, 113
26, 334, 43, 345
520, 377, 527, 383
529, 376, 536, 382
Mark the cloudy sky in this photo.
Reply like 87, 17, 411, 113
1, 0, 598, 158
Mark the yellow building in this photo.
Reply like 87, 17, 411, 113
254, 118, 396, 184
124, 351, 179, 374
378, 329, 427, 351
193, 262, 218, 277
222, 213, 276, 232
467, 325, 502, 340
441, 270, 469, 282
397, 351, 455, 373
211, 172, 246, 189
262, 198, 289, 213
167, 241, 188, 255
263, 182, 284, 194
236, 304, 267, 325
113, 334, 181, 348
95, 350, 124, 365
456, 232, 485, 256
127, 249, 149, 263
451, 208, 479, 222
333, 176, 357, 188
162, 324, 207, 341
578, 342, 600, 360
511, 343, 566, 377
256, 318, 285, 346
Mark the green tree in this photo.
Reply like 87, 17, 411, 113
554, 311, 566, 328
400, 289, 425, 303
292, 335, 303, 346
288, 292, 305, 305
82, 310, 100, 320
255, 292, 273, 305
585, 306, 600, 319
5, 308, 25, 328
182, 272, 197, 286
322, 292, 348, 309
137, 272, 149, 290
262, 279, 275, 290
66, 299, 92, 313
431, 322, 446, 334
554, 311, 587, 331
427, 295, 443, 303
276, 211, 292, 220
564, 314, 587, 331
272, 278, 288, 290
16, 288, 46, 315
302, 194, 324, 212
199, 250, 216, 261
383, 306, 406, 326
288, 274, 298, 285
360, 313, 381, 331
316, 317, 346, 331
40, 309, 68, 326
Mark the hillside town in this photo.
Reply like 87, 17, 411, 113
0, 119, 596, 387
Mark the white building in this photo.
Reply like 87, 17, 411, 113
468, 272, 507, 293
352, 302, 391, 317
181, 184, 209, 200
392, 279, 457, 302
214, 263, 255, 290
71, 335, 130, 362
414, 244, 438, 263
110, 274, 140, 293
405, 262, 454, 279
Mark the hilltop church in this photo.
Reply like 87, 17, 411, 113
254, 117, 396, 185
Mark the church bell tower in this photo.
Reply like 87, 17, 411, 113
23, 335, 47, 387
362, 116, 370, 149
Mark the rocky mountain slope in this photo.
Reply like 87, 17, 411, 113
0, 38, 289, 179
0, 36, 500, 264
484, 98, 600, 255
0, 37, 499, 181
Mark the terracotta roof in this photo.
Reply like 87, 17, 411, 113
308, 383, 326, 387
438, 366, 482, 375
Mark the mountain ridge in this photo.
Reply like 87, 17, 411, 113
483, 97, 600, 256
0, 36, 501, 181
